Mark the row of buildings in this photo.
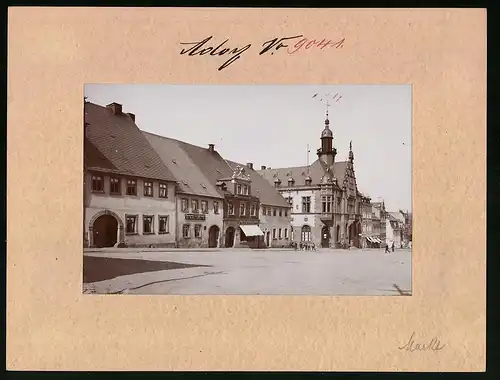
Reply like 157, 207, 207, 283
84, 101, 292, 249
83, 100, 411, 249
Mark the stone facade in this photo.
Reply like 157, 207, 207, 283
260, 204, 293, 248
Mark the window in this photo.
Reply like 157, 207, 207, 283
301, 225, 312, 241
268, 208, 272, 216
159, 216, 169, 234
91, 175, 104, 192
250, 204, 256, 216
243, 185, 248, 195
228, 201, 234, 215
182, 224, 190, 238
194, 224, 202, 238
191, 199, 199, 212
143, 215, 154, 234
237, 184, 242, 194
126, 215, 137, 234
322, 196, 332, 213
284, 228, 289, 239
181, 198, 188, 212
240, 202, 246, 216
213, 201, 220, 214
302, 196, 311, 213
278, 228, 282, 239
126, 179, 137, 195
279, 209, 282, 217
110, 177, 121, 194
285, 209, 288, 217
201, 200, 208, 213
262, 207, 266, 215
144, 181, 153, 197
273, 208, 277, 216
159, 183, 168, 198
272, 228, 277, 239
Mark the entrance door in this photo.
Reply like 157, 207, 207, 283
93, 214, 118, 248
224, 227, 235, 248
266, 231, 271, 247
321, 226, 330, 248
208, 225, 220, 248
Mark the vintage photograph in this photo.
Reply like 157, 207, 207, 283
83, 84, 412, 295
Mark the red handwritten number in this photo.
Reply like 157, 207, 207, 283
305, 40, 317, 49
288, 37, 345, 54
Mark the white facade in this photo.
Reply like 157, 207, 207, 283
176, 194, 224, 248
84, 172, 177, 248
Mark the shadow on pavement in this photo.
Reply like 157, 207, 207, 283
83, 256, 210, 283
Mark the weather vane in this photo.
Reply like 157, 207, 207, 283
312, 92, 343, 118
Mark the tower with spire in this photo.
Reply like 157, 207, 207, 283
317, 103, 337, 184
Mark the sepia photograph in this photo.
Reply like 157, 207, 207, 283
83, 84, 412, 295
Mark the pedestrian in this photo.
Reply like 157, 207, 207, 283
385, 244, 390, 253
391, 242, 395, 252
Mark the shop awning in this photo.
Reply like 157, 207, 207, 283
240, 225, 264, 237
374, 238, 382, 243
366, 237, 373, 242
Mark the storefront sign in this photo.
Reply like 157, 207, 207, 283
185, 213, 206, 221
239, 219, 260, 225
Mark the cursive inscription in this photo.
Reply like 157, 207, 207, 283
259, 35, 303, 55
179, 35, 342, 71
398, 332, 445, 352
179, 36, 252, 71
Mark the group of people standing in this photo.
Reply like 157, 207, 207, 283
385, 241, 396, 253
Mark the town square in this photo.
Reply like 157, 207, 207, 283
83, 84, 412, 295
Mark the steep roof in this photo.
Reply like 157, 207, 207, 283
84, 102, 176, 182
226, 161, 291, 208
388, 212, 405, 223
256, 159, 349, 188
143, 132, 223, 199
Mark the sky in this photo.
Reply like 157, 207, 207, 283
84, 84, 412, 212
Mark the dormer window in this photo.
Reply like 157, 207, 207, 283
305, 176, 312, 186
237, 184, 242, 194
288, 177, 295, 186
243, 185, 248, 195
274, 178, 281, 188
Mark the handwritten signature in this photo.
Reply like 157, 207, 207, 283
398, 332, 445, 352
179, 35, 345, 71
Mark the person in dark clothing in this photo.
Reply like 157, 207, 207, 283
391, 242, 395, 252
385, 244, 390, 253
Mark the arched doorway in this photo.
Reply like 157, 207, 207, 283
301, 225, 312, 242
321, 226, 330, 248
266, 231, 271, 247
225, 227, 235, 248
93, 214, 118, 248
208, 225, 220, 248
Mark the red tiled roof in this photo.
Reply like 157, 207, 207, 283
84, 102, 176, 182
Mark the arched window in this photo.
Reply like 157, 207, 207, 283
301, 225, 312, 242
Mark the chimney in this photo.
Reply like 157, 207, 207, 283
127, 113, 135, 122
208, 144, 215, 153
106, 102, 122, 115
246, 163, 253, 170
261, 165, 266, 170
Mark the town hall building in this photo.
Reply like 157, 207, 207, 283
257, 113, 365, 248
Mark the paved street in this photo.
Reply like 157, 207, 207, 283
83, 248, 411, 296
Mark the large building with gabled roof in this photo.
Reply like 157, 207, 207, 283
84, 101, 178, 248
257, 113, 365, 248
